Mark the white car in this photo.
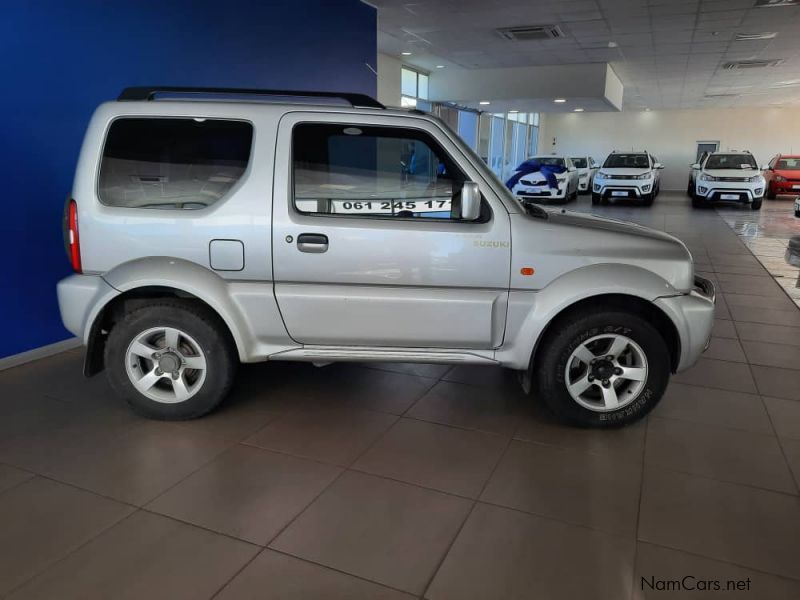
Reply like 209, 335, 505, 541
688, 151, 764, 210
570, 155, 599, 194
507, 155, 579, 203
592, 151, 663, 206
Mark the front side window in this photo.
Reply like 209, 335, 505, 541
292, 123, 474, 220
705, 154, 757, 170
99, 118, 252, 209
603, 153, 649, 169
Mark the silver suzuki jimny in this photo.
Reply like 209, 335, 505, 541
57, 87, 715, 427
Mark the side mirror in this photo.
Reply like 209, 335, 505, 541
460, 181, 482, 221
654, 163, 665, 170
761, 164, 770, 171
568, 166, 577, 172
691, 163, 701, 169
591, 162, 599, 169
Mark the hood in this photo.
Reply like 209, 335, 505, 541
598, 168, 651, 177
510, 210, 693, 293
703, 168, 761, 178
773, 169, 800, 179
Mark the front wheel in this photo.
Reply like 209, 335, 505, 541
105, 300, 237, 420
533, 309, 670, 427
767, 185, 776, 200
751, 199, 762, 210
591, 192, 601, 205
641, 193, 654, 206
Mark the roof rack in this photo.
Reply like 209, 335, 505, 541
117, 86, 385, 109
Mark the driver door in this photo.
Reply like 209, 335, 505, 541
271, 113, 512, 350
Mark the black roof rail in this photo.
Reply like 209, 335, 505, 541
117, 86, 385, 109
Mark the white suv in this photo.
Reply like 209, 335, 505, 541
688, 151, 764, 210
570, 155, 599, 194
592, 151, 663, 206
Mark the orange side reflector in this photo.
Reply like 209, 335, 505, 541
520, 267, 535, 276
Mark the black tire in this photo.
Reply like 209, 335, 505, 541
767, 184, 776, 200
591, 192, 601, 205
691, 195, 704, 208
641, 193, 654, 206
687, 181, 694, 197
532, 308, 670, 427
751, 199, 762, 210
105, 300, 237, 420
795, 210, 800, 218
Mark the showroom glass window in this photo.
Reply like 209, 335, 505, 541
98, 118, 253, 209
401, 66, 429, 108
292, 123, 469, 220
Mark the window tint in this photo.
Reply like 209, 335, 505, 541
99, 118, 252, 210
571, 157, 588, 168
292, 123, 474, 220
776, 158, 800, 170
603, 153, 649, 168
705, 154, 757, 170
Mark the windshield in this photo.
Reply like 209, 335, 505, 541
776, 158, 800, 170
603, 154, 649, 169
571, 157, 587, 168
705, 154, 757, 170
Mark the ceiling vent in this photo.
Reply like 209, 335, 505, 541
735, 32, 778, 41
755, 0, 800, 7
704, 93, 740, 99
723, 59, 784, 69
496, 25, 565, 41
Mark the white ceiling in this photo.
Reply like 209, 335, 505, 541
373, 0, 800, 110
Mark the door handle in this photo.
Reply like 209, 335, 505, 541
297, 233, 328, 253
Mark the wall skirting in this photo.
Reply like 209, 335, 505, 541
0, 338, 81, 372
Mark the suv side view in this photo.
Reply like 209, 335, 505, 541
689, 151, 765, 210
57, 87, 715, 428
592, 151, 663, 206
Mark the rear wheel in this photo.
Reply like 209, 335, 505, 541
533, 309, 670, 427
105, 300, 237, 420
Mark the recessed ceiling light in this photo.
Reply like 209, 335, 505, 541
509, 110, 519, 113
479, 101, 491, 105
644, 108, 651, 111
554, 98, 566, 103
401, 51, 412, 56
573, 108, 584, 112
435, 65, 445, 68
735, 32, 778, 41
608, 41, 618, 48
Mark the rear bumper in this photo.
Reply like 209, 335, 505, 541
654, 275, 716, 372
57, 274, 118, 343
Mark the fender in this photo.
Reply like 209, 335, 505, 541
97, 257, 295, 361
495, 263, 680, 370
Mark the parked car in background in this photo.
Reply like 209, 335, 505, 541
592, 151, 663, 206
506, 155, 579, 204
689, 151, 764, 210
764, 154, 800, 199
570, 155, 599, 194
56, 87, 715, 428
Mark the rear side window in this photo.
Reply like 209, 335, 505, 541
99, 118, 253, 210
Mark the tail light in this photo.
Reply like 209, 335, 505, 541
65, 199, 82, 273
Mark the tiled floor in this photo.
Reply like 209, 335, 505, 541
2, 192, 800, 599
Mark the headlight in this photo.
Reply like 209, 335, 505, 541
748, 175, 764, 183
776, 175, 787, 182
634, 173, 652, 180
699, 173, 717, 182
595, 172, 606, 180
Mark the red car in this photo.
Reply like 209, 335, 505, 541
764, 154, 800, 199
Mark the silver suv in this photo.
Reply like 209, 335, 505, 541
57, 87, 715, 427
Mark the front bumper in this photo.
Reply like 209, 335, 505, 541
654, 275, 716, 372
512, 182, 568, 201
696, 182, 762, 202
593, 181, 653, 199
771, 180, 800, 194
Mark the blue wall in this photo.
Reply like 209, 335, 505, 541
0, 0, 376, 359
